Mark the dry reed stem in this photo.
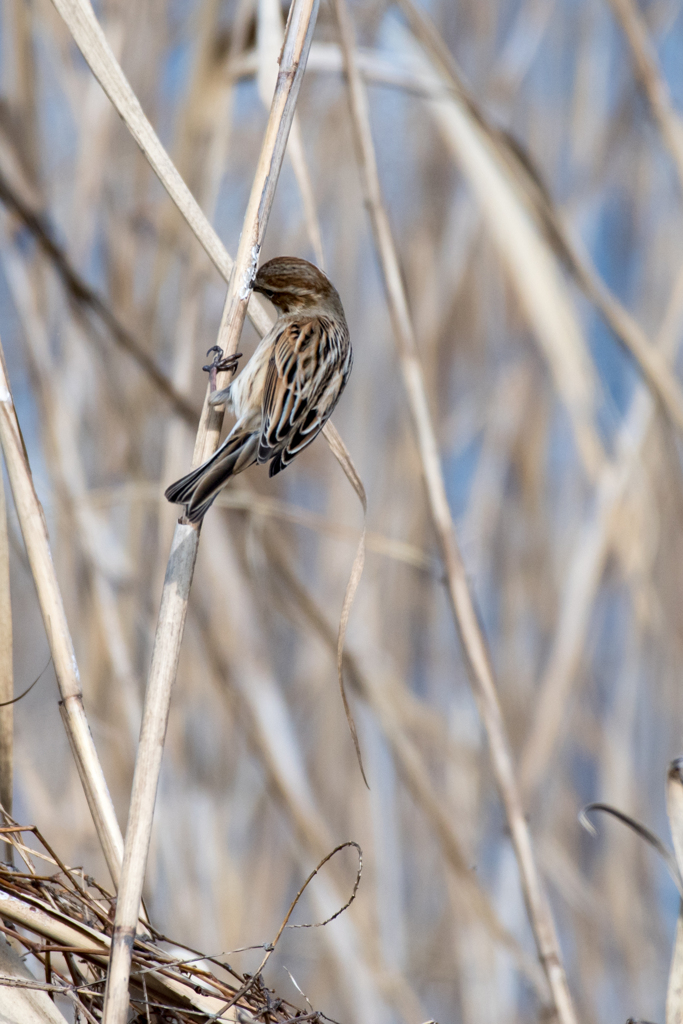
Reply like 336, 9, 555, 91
320, 419, 368, 785
667, 760, 683, 1022
231, 39, 464, 96
193, 526, 400, 1022
332, 1, 576, 1019
0, 467, 12, 826
0, 944, 69, 1024
102, 3, 321, 1021
1, 243, 143, 748
264, 533, 551, 1002
48, 0, 232, 285
608, 0, 683, 191
0, 336, 124, 886
257, 0, 325, 268
47, 0, 275, 345
396, 0, 683, 440
520, 263, 683, 797
0, 830, 268, 1021
0, 151, 199, 428
86, 480, 434, 572
388, 18, 604, 482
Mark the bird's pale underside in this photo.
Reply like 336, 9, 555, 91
165, 257, 352, 522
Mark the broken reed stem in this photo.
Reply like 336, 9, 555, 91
102, 3, 321, 1022
331, 2, 576, 1020
0, 466, 12, 845
0, 336, 124, 885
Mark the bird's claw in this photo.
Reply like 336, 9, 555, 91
202, 345, 242, 373
203, 345, 223, 369
203, 347, 242, 392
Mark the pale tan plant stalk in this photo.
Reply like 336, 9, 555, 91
0, 937, 69, 1024
1, 243, 142, 747
257, 0, 324, 267
331, 1, 576, 1019
48, 0, 232, 284
0, 466, 12, 827
263, 532, 550, 1002
229, 39, 467, 97
155, 0, 248, 575
0, 141, 199, 427
608, 0, 683, 191
386, 19, 604, 481
0, 867, 241, 1021
0, 335, 124, 885
102, 2, 321, 1020
520, 263, 683, 798
194, 520, 405, 1024
47, 0, 275, 343
667, 760, 683, 1023
396, 0, 683, 440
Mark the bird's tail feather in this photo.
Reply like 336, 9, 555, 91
164, 430, 258, 522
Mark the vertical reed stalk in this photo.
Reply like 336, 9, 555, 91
332, 2, 576, 1019
0, 466, 12, 854
667, 761, 683, 1023
0, 335, 124, 884
101, 2, 321, 1020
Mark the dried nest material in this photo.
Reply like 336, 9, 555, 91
0, 814, 325, 1023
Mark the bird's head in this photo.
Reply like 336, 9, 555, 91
253, 257, 344, 317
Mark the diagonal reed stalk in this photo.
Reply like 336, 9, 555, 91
49, 0, 232, 285
608, 0, 683, 190
331, 1, 576, 1020
0, 335, 124, 885
396, 0, 683, 442
48, 0, 271, 342
518, 257, 683, 799
101, 2, 321, 1021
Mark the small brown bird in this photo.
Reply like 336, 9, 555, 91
165, 257, 352, 522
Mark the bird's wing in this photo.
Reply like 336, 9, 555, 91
258, 315, 349, 473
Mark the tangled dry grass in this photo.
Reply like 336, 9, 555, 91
0, 813, 357, 1022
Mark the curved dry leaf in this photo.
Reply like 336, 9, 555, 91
322, 421, 369, 787
580, 801, 683, 896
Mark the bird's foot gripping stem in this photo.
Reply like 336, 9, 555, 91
203, 346, 242, 392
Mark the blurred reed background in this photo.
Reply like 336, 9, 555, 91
1, 0, 683, 1020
